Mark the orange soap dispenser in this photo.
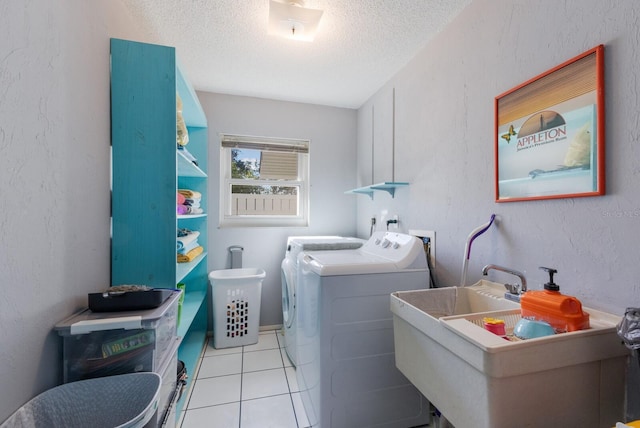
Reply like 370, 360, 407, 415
520, 267, 590, 333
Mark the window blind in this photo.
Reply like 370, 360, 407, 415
259, 151, 298, 180
221, 134, 309, 153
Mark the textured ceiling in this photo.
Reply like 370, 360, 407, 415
121, 0, 471, 109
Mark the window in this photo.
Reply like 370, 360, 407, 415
220, 134, 310, 227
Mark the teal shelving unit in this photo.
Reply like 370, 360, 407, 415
110, 38, 208, 421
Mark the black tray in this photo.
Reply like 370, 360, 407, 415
88, 289, 174, 312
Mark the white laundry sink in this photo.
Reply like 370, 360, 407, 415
390, 282, 629, 428
401, 280, 520, 318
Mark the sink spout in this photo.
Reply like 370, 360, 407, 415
481, 264, 527, 294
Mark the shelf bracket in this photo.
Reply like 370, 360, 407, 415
345, 182, 409, 199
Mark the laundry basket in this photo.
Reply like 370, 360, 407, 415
1, 372, 161, 428
209, 268, 265, 349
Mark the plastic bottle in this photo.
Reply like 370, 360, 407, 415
520, 267, 590, 332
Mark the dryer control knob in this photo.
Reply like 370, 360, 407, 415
374, 238, 382, 245
392, 242, 400, 249
381, 239, 391, 248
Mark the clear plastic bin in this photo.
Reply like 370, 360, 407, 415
209, 268, 265, 349
54, 291, 180, 383
0, 372, 161, 428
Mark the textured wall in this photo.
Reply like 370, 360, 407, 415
198, 92, 358, 327
2, 0, 637, 422
357, 3, 640, 416
0, 3, 356, 419
357, 0, 640, 315
0, 0, 147, 421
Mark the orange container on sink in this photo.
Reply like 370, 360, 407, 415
520, 267, 590, 333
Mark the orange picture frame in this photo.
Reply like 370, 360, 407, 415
494, 45, 605, 202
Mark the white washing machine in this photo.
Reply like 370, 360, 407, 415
296, 231, 430, 428
281, 236, 364, 366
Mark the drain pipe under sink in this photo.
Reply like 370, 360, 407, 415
460, 214, 495, 287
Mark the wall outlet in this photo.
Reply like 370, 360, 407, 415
390, 215, 399, 230
379, 210, 388, 231
409, 229, 436, 269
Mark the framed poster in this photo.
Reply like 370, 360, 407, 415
495, 45, 605, 202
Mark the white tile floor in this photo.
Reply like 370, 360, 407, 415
179, 329, 310, 428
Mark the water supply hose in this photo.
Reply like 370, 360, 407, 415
460, 214, 496, 286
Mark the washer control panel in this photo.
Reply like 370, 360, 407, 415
363, 232, 422, 263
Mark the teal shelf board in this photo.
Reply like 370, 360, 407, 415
175, 303, 207, 423
177, 213, 207, 220
176, 252, 207, 283
176, 59, 207, 128
177, 150, 207, 177
345, 182, 410, 199
177, 290, 207, 338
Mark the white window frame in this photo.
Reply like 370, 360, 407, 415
219, 134, 310, 228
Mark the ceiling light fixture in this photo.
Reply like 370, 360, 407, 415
268, 0, 324, 42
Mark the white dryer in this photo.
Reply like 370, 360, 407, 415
281, 236, 363, 366
296, 231, 430, 428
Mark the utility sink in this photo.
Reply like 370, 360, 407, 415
390, 281, 629, 428
403, 280, 521, 317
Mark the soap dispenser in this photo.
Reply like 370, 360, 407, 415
542, 266, 560, 292
520, 267, 590, 332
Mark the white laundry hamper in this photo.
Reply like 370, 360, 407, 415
209, 268, 265, 349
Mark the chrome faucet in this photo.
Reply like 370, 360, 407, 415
482, 264, 527, 301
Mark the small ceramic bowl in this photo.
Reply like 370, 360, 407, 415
514, 318, 555, 340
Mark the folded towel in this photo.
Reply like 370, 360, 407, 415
184, 198, 201, 208
177, 239, 199, 255
176, 94, 189, 147
177, 228, 192, 237
177, 230, 200, 250
177, 204, 189, 215
178, 189, 202, 199
177, 205, 204, 215
177, 246, 203, 263
177, 192, 186, 205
